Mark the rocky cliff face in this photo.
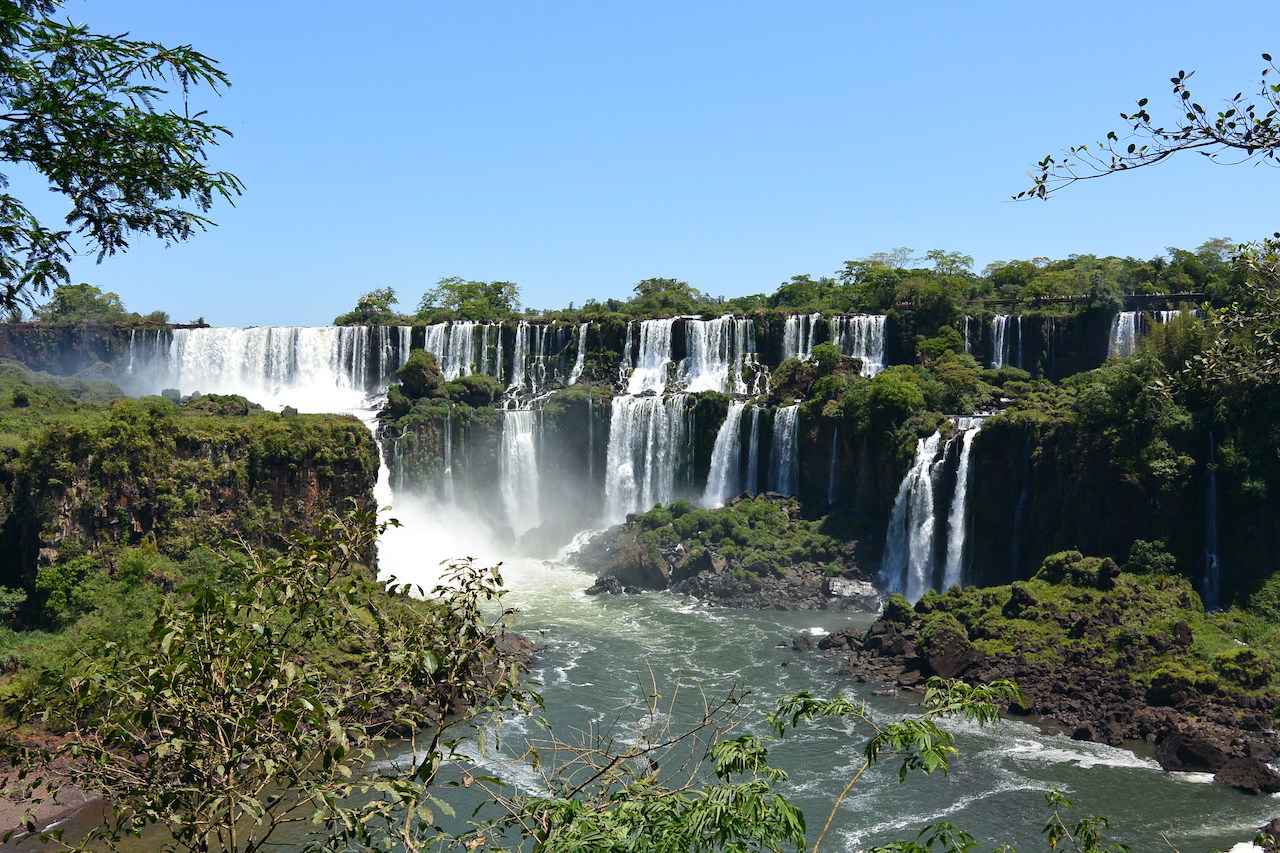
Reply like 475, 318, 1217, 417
0, 398, 379, 594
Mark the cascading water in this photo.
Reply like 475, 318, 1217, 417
883, 419, 984, 600
881, 432, 943, 602
681, 315, 756, 394
990, 315, 1021, 369
423, 321, 499, 381
1109, 311, 1140, 359
702, 401, 746, 508
159, 326, 411, 411
500, 408, 542, 536
768, 404, 801, 495
942, 417, 983, 589
831, 314, 888, 377
603, 394, 689, 521
626, 318, 677, 394
781, 313, 822, 362
568, 322, 589, 385
746, 406, 761, 495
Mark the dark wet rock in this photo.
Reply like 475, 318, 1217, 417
791, 634, 814, 652
585, 576, 625, 596
1215, 757, 1280, 794
1155, 730, 1229, 773
818, 626, 863, 651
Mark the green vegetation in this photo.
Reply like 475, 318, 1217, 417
5, 509, 534, 853
30, 283, 169, 324
900, 547, 1280, 703
332, 287, 402, 326
0, 0, 241, 311
632, 496, 854, 578
0, 365, 379, 625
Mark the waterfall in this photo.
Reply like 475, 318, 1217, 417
422, 321, 496, 381
989, 315, 1021, 369
500, 408, 541, 536
1203, 431, 1221, 611
746, 406, 761, 495
441, 411, 455, 503
942, 418, 983, 589
626, 318, 677, 394
826, 425, 839, 506
681, 315, 756, 394
881, 432, 944, 602
568, 322, 589, 385
883, 419, 984, 601
781, 313, 822, 362
702, 401, 746, 508
603, 394, 689, 521
768, 404, 800, 495
831, 314, 887, 377
962, 317, 973, 355
1109, 311, 1139, 359
163, 326, 411, 411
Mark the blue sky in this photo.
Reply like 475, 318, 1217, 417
25, 0, 1280, 326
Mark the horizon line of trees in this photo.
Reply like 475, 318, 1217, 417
330, 237, 1244, 328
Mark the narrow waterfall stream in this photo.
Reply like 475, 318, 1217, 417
108, 325, 1276, 853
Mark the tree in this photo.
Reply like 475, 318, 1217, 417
1018, 53, 1280, 199
626, 277, 707, 315
0, 0, 242, 311
334, 287, 401, 325
6, 509, 533, 853
32, 283, 130, 323
417, 276, 520, 322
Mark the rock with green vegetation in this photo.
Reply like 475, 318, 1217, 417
818, 552, 1280, 787
575, 495, 877, 610
0, 367, 379, 624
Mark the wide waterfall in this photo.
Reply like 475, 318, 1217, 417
702, 400, 746, 508
603, 394, 690, 521
681, 315, 756, 394
781, 313, 822, 362
831, 314, 887, 377
423, 321, 501, 381
140, 325, 412, 411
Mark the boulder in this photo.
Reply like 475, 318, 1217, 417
818, 626, 863, 651
1214, 757, 1280, 795
585, 576, 624, 596
1155, 730, 1229, 773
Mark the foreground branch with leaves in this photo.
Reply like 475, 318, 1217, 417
2, 509, 535, 852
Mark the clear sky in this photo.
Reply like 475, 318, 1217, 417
22, 0, 1280, 326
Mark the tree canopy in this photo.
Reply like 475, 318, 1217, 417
0, 0, 242, 311
417, 276, 520, 322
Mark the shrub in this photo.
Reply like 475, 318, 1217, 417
1213, 647, 1273, 689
